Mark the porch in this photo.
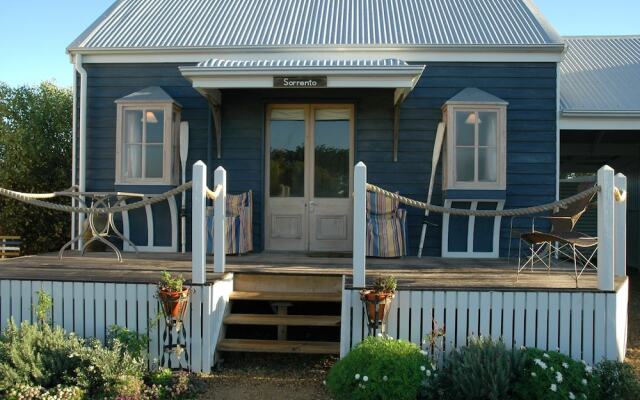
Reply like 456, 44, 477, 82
0, 251, 623, 291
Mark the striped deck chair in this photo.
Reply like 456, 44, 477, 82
366, 191, 407, 258
207, 191, 253, 255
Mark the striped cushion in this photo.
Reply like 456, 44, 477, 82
207, 192, 253, 255
366, 191, 399, 215
366, 192, 407, 258
227, 192, 249, 217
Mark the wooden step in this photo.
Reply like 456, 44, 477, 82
229, 290, 342, 302
217, 338, 340, 354
224, 313, 340, 327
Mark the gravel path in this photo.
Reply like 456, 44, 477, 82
196, 353, 336, 400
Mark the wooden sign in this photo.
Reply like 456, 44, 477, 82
273, 76, 327, 88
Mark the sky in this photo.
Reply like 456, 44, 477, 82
0, 0, 638, 88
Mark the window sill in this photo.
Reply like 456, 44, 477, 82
444, 189, 506, 200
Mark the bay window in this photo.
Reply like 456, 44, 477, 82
115, 87, 181, 185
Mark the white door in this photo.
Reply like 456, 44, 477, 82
265, 104, 354, 252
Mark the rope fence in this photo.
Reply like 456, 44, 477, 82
206, 184, 223, 201
366, 183, 601, 217
0, 182, 193, 214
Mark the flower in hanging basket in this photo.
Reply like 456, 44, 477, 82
157, 271, 190, 319
360, 276, 397, 325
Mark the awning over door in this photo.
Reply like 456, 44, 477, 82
179, 58, 425, 105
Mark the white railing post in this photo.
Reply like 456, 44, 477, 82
192, 161, 207, 284
614, 173, 627, 278
597, 165, 615, 291
353, 162, 367, 287
214, 166, 226, 273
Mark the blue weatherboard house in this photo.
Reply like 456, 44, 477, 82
65, 0, 632, 259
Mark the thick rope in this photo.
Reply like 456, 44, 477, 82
2, 185, 79, 199
0, 181, 193, 214
366, 183, 600, 217
206, 184, 223, 201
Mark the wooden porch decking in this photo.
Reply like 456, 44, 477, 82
0, 251, 624, 291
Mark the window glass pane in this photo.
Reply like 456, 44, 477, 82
455, 111, 475, 146
145, 145, 163, 178
478, 111, 497, 147
146, 110, 164, 143
124, 110, 143, 143
124, 144, 142, 178
456, 147, 475, 182
478, 148, 497, 182
314, 111, 350, 198
270, 115, 305, 197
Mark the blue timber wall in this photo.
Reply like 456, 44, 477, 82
82, 62, 557, 256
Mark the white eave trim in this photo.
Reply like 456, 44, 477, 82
66, 46, 566, 64
559, 111, 640, 130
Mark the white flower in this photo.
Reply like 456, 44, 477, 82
556, 371, 563, 383
562, 362, 569, 369
581, 378, 588, 386
569, 392, 576, 399
421, 350, 429, 356
543, 353, 550, 359
383, 376, 388, 382
420, 365, 426, 371
585, 365, 593, 374
531, 372, 537, 377
377, 333, 383, 337
550, 384, 557, 392
355, 374, 360, 380
426, 370, 432, 377
363, 376, 369, 382
88, 365, 95, 371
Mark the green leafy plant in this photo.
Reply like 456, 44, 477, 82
33, 289, 53, 326
159, 271, 186, 292
440, 337, 523, 400
512, 348, 597, 400
146, 368, 202, 399
107, 325, 149, 359
372, 276, 397, 293
4, 383, 85, 400
326, 336, 431, 400
594, 360, 640, 400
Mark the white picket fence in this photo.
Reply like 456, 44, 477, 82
341, 280, 629, 364
0, 277, 232, 373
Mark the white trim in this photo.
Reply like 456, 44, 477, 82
122, 196, 179, 253
74, 55, 88, 249
559, 115, 640, 130
442, 199, 504, 258
556, 64, 560, 203
70, 48, 565, 64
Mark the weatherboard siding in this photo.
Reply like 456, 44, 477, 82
82, 62, 557, 255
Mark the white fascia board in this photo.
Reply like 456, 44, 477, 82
72, 47, 565, 64
186, 74, 421, 89
559, 114, 640, 130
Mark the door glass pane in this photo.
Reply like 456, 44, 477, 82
124, 144, 142, 178
456, 147, 475, 182
270, 110, 305, 197
478, 111, 497, 147
478, 147, 497, 182
146, 110, 164, 143
124, 110, 143, 143
145, 144, 163, 178
314, 110, 350, 198
455, 111, 475, 146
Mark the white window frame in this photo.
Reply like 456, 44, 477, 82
443, 104, 507, 190
115, 102, 181, 185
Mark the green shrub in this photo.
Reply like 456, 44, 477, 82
107, 324, 149, 359
594, 360, 640, 399
326, 336, 432, 400
4, 383, 85, 400
512, 348, 597, 400
146, 369, 201, 399
440, 337, 523, 400
0, 321, 85, 391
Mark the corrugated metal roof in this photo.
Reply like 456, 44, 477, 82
445, 87, 508, 105
195, 58, 413, 69
560, 36, 640, 113
70, 0, 562, 50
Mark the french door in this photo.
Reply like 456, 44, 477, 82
265, 104, 354, 252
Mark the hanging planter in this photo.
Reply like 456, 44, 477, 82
360, 276, 397, 337
157, 271, 190, 319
